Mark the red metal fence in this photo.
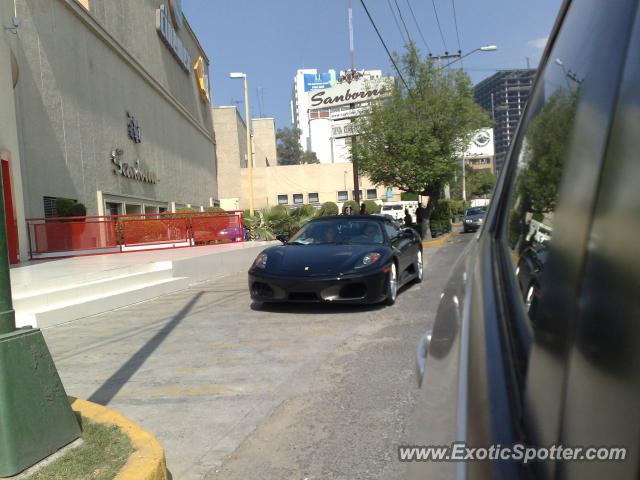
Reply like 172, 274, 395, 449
26, 211, 244, 259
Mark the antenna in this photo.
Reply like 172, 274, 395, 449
348, 0, 355, 69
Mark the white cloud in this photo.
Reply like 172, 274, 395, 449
528, 37, 548, 49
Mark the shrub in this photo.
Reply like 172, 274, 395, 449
55, 198, 87, 218
205, 206, 225, 213
430, 200, 452, 222
297, 204, 317, 217
363, 200, 381, 214
342, 200, 360, 214
318, 202, 339, 216
401, 191, 419, 201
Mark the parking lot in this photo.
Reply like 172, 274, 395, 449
43, 233, 470, 480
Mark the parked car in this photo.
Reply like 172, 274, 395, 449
409, 1, 640, 478
462, 206, 486, 233
248, 215, 422, 305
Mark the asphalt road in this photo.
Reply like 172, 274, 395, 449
43, 232, 471, 480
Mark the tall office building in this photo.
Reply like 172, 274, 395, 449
474, 69, 536, 174
290, 69, 337, 153
290, 68, 387, 164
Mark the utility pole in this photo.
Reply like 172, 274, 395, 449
347, 0, 361, 206
0, 5, 80, 474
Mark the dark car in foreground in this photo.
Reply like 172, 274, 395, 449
462, 206, 486, 233
410, 1, 640, 478
248, 215, 422, 305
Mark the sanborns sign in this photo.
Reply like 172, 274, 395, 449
157, 4, 191, 72
308, 77, 393, 110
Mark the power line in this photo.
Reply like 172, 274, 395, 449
386, 0, 407, 45
359, 0, 409, 89
394, 0, 413, 45
405, 0, 431, 53
431, 0, 448, 52
451, 0, 463, 67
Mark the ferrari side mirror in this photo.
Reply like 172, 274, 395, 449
276, 234, 289, 244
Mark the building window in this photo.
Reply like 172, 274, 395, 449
293, 194, 303, 204
43, 197, 58, 218
308, 192, 319, 203
277, 194, 288, 205
352, 190, 363, 200
366, 189, 378, 199
337, 191, 348, 202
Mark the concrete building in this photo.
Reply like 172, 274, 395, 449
1, 0, 216, 262
291, 68, 389, 164
214, 106, 401, 210
474, 69, 536, 174
291, 69, 337, 153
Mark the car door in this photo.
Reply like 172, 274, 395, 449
408, 0, 637, 478
554, 12, 640, 479
384, 220, 411, 275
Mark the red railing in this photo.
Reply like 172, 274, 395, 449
26, 211, 244, 259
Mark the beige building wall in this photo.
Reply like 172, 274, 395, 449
213, 105, 401, 211
212, 107, 246, 204
252, 118, 277, 167
238, 163, 401, 210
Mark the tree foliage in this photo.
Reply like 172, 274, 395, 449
466, 168, 496, 198
518, 89, 578, 214
353, 44, 490, 223
276, 127, 320, 165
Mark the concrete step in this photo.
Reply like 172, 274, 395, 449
15, 276, 190, 329
10, 260, 174, 296
13, 267, 175, 312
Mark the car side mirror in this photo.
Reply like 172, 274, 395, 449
276, 234, 289, 245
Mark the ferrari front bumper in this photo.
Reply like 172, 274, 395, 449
248, 267, 389, 304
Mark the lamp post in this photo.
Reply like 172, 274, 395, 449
230, 72, 255, 217
439, 45, 498, 71
437, 45, 497, 202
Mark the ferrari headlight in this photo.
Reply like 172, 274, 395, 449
356, 252, 381, 268
253, 253, 268, 269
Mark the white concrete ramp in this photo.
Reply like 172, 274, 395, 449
10, 242, 272, 328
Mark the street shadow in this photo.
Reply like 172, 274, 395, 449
88, 292, 204, 405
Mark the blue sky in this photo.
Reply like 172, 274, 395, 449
183, 0, 562, 130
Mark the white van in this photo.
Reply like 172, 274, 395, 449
380, 201, 418, 223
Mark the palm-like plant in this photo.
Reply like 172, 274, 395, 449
244, 205, 317, 240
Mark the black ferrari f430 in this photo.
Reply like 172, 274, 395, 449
248, 215, 423, 305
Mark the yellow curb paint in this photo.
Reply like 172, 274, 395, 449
69, 397, 168, 480
422, 231, 454, 248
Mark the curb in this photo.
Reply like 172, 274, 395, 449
69, 397, 168, 480
422, 231, 454, 248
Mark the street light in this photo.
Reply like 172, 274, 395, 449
229, 72, 255, 217
440, 45, 497, 70
435, 45, 497, 201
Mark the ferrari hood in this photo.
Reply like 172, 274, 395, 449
268, 244, 388, 276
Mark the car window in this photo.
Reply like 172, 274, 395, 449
384, 221, 399, 239
289, 220, 384, 245
496, 0, 636, 466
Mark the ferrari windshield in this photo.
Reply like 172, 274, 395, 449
289, 219, 385, 245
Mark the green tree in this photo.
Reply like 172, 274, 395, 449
353, 44, 490, 237
276, 127, 320, 165
466, 168, 496, 198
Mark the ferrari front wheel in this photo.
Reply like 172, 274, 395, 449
384, 263, 398, 306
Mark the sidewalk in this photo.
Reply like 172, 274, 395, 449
10, 242, 272, 328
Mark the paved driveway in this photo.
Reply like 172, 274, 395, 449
43, 233, 471, 479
